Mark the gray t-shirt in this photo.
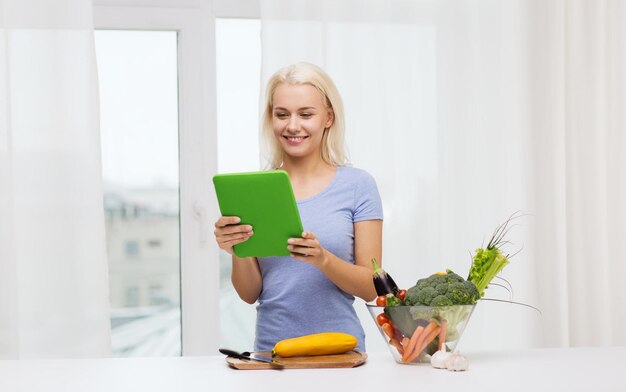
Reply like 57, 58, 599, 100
254, 166, 383, 351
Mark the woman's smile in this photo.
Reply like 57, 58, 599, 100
283, 135, 309, 145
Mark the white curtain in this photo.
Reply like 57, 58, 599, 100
0, 0, 111, 358
260, 0, 625, 351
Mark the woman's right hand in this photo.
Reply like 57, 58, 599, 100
213, 216, 254, 255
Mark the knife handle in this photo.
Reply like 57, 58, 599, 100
219, 348, 248, 359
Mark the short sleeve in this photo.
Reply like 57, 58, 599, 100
353, 170, 384, 222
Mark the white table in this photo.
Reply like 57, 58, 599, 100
1, 347, 623, 392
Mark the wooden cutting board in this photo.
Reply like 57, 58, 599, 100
225, 350, 367, 370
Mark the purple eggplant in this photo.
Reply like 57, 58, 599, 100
371, 258, 399, 296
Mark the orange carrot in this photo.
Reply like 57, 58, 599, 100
390, 338, 404, 355
393, 325, 404, 343
417, 322, 437, 349
438, 319, 448, 351
405, 321, 437, 363
402, 325, 424, 362
420, 327, 441, 355
382, 323, 394, 339
401, 337, 410, 350
406, 324, 440, 363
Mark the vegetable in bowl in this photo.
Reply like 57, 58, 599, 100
369, 271, 479, 363
367, 212, 538, 365
383, 269, 479, 341
466, 212, 521, 297
367, 303, 475, 365
404, 270, 480, 307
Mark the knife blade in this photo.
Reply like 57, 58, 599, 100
219, 348, 283, 366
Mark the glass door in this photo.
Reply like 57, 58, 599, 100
215, 17, 261, 350
95, 30, 181, 356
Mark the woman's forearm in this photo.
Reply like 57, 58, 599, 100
316, 251, 377, 301
287, 221, 382, 301
230, 255, 263, 304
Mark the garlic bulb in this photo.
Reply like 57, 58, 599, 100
445, 351, 469, 371
430, 350, 451, 369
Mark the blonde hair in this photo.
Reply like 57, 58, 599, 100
261, 62, 349, 169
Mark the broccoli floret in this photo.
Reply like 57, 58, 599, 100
447, 272, 465, 284
414, 277, 432, 291
404, 270, 479, 306
434, 283, 449, 296
464, 280, 480, 302
408, 286, 436, 305
447, 282, 472, 304
431, 295, 454, 306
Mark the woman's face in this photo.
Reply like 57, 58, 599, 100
271, 83, 334, 162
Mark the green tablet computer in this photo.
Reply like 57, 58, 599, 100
212, 170, 303, 258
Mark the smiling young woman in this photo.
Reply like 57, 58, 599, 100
213, 62, 383, 353
270, 83, 334, 166
262, 63, 348, 171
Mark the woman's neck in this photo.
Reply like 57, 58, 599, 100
280, 155, 334, 180
280, 155, 337, 200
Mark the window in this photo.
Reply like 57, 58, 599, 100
94, 0, 254, 356
124, 240, 140, 258
95, 29, 181, 357
147, 239, 162, 248
215, 17, 262, 350
215, 18, 262, 174
125, 286, 140, 307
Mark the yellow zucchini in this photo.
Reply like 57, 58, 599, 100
271, 332, 357, 357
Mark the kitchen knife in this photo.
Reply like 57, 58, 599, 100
219, 348, 283, 366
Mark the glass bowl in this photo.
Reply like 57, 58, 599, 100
366, 304, 476, 365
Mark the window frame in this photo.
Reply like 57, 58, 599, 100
92, 0, 255, 355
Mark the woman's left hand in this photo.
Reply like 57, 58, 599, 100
288, 231, 328, 265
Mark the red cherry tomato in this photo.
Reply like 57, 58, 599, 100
376, 313, 390, 326
376, 295, 387, 307
397, 289, 407, 302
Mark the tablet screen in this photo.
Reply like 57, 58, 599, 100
212, 170, 303, 258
